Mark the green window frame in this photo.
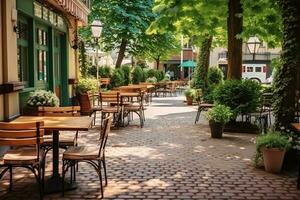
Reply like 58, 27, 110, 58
35, 25, 49, 82
17, 16, 30, 87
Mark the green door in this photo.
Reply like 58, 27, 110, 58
53, 32, 62, 99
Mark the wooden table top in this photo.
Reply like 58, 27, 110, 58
291, 123, 300, 133
119, 85, 154, 89
120, 92, 141, 97
13, 116, 93, 131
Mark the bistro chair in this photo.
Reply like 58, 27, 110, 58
0, 121, 45, 199
38, 106, 81, 155
62, 116, 112, 198
99, 91, 121, 129
123, 92, 145, 128
246, 99, 270, 133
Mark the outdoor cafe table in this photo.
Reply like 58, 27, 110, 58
12, 116, 93, 193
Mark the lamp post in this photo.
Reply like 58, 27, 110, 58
247, 36, 261, 61
91, 20, 103, 91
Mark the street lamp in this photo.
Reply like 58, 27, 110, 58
91, 20, 103, 91
247, 36, 261, 61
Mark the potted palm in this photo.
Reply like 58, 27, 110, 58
25, 90, 59, 115
76, 78, 97, 115
255, 132, 291, 173
206, 104, 232, 138
184, 87, 194, 105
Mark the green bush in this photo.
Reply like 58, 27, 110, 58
207, 67, 223, 85
206, 104, 233, 124
156, 70, 165, 82
255, 131, 291, 166
146, 77, 157, 83
27, 90, 59, 107
147, 69, 156, 78
120, 65, 132, 85
76, 78, 97, 94
214, 79, 262, 117
110, 68, 125, 88
184, 87, 195, 97
132, 66, 145, 84
87, 65, 112, 78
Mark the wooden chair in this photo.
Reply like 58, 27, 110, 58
99, 91, 121, 129
123, 92, 145, 128
195, 97, 214, 124
0, 121, 45, 199
37, 106, 81, 156
62, 116, 112, 198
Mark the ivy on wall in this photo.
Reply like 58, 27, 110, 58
191, 36, 213, 90
273, 0, 300, 129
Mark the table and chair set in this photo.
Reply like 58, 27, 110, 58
0, 104, 114, 199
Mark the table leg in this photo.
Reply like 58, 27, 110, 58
44, 130, 77, 194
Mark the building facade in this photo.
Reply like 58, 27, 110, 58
0, 0, 90, 121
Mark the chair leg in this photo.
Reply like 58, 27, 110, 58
297, 153, 300, 189
194, 107, 202, 124
62, 160, 66, 197
102, 157, 108, 186
38, 166, 43, 200
9, 166, 12, 191
98, 161, 104, 198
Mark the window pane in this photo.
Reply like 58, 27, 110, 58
17, 20, 28, 40
255, 67, 262, 72
42, 7, 49, 21
43, 31, 47, 45
247, 67, 253, 72
34, 2, 42, 18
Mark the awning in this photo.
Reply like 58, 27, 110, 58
57, 0, 90, 24
179, 60, 197, 68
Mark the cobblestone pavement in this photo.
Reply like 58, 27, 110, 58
1, 96, 300, 200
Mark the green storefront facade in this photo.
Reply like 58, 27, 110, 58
17, 0, 71, 112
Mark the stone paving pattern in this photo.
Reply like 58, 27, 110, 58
0, 96, 299, 200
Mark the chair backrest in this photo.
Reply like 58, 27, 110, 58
0, 121, 44, 161
38, 106, 81, 116
99, 91, 120, 109
98, 116, 113, 157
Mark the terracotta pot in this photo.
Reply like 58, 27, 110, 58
209, 120, 224, 138
262, 148, 286, 173
77, 93, 92, 116
186, 96, 193, 105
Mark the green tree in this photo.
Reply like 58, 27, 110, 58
91, 0, 155, 68
136, 32, 180, 70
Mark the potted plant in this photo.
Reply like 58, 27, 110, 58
25, 90, 59, 115
76, 78, 97, 115
184, 87, 194, 105
255, 132, 291, 173
206, 104, 232, 138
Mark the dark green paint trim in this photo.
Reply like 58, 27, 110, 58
17, 0, 34, 16
48, 28, 55, 92
60, 34, 69, 106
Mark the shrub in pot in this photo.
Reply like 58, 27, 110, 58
132, 66, 145, 84
255, 132, 291, 173
184, 88, 194, 105
25, 90, 59, 115
76, 78, 97, 115
214, 79, 261, 118
206, 104, 233, 138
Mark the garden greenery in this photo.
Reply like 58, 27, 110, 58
27, 90, 59, 107
132, 66, 145, 84
255, 131, 291, 167
214, 79, 262, 118
76, 78, 97, 94
206, 104, 233, 124
110, 68, 125, 88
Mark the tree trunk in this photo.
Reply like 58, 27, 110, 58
296, 0, 300, 95
191, 35, 212, 89
156, 55, 160, 70
227, 0, 243, 80
115, 39, 127, 68
273, 0, 300, 129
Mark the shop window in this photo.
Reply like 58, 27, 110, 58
36, 27, 48, 81
255, 67, 262, 72
17, 17, 29, 86
247, 67, 253, 72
